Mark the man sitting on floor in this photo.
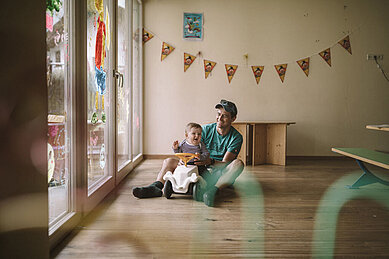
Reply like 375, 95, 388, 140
133, 99, 244, 207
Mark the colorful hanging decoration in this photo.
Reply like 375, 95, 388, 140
251, 66, 264, 84
46, 13, 54, 32
95, 66, 107, 95
143, 26, 357, 85
143, 28, 154, 44
99, 144, 106, 169
275, 64, 288, 83
319, 48, 331, 67
338, 35, 352, 55
47, 143, 55, 183
225, 64, 238, 83
161, 42, 175, 61
105, 6, 110, 50
184, 53, 196, 72
90, 132, 98, 146
296, 58, 310, 77
92, 0, 107, 124
95, 18, 106, 68
46, 0, 62, 15
94, 0, 104, 13
204, 60, 216, 79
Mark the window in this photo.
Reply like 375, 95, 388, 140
46, 0, 73, 232
86, 0, 114, 192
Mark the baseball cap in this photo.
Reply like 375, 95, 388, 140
215, 99, 238, 117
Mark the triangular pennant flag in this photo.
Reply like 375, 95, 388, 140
225, 64, 238, 83
274, 64, 288, 83
142, 28, 154, 44
296, 57, 310, 77
184, 53, 196, 72
319, 48, 331, 67
204, 60, 216, 79
161, 42, 175, 61
251, 66, 264, 84
338, 35, 352, 55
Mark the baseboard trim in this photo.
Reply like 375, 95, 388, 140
143, 154, 350, 160
144, 154, 172, 159
287, 156, 350, 160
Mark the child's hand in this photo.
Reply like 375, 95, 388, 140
172, 140, 179, 150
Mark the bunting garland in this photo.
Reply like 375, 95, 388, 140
225, 64, 238, 83
143, 28, 154, 44
204, 60, 216, 79
296, 58, 310, 77
143, 27, 354, 85
275, 64, 288, 83
319, 48, 332, 67
161, 42, 175, 61
251, 66, 264, 84
184, 53, 196, 72
338, 35, 352, 55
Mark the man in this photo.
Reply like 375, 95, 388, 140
133, 99, 244, 207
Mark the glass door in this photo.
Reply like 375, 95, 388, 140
47, 0, 143, 246
86, 0, 115, 202
47, 0, 75, 233
116, 0, 132, 174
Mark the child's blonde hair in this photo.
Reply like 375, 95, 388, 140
185, 122, 202, 133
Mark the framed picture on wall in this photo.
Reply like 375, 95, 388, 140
183, 12, 203, 41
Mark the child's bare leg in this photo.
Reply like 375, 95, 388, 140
156, 157, 179, 183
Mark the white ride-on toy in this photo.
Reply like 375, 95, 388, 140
163, 153, 205, 200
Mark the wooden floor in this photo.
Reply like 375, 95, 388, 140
52, 158, 389, 258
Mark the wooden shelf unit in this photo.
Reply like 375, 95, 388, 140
233, 121, 295, 166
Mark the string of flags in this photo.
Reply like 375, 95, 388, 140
143, 28, 352, 84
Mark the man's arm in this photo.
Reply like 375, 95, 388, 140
204, 151, 237, 170
222, 151, 237, 163
199, 142, 210, 161
194, 151, 237, 168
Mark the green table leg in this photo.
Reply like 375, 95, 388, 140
346, 160, 389, 189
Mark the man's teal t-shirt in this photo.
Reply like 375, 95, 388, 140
201, 123, 243, 161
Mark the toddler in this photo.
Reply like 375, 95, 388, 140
173, 122, 210, 163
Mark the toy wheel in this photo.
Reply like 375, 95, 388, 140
192, 182, 202, 201
164, 180, 173, 199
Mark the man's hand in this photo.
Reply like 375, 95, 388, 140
172, 140, 179, 150
194, 156, 211, 166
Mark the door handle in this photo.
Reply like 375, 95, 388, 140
113, 70, 124, 88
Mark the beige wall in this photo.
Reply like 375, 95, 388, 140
143, 0, 389, 156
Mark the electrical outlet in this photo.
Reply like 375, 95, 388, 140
367, 54, 384, 60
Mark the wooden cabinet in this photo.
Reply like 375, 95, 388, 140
233, 121, 295, 166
